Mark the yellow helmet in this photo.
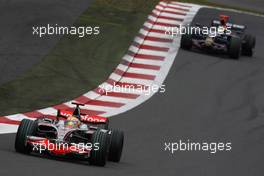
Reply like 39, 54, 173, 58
64, 116, 80, 128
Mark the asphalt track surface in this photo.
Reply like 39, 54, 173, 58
0, 0, 92, 84
1, 8, 264, 176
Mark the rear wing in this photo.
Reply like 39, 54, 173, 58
57, 109, 108, 124
211, 20, 246, 33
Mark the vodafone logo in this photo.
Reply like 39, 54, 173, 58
58, 110, 107, 123
81, 115, 107, 123
60, 111, 72, 117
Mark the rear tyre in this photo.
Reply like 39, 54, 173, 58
90, 130, 108, 166
181, 33, 193, 50
242, 34, 255, 57
108, 129, 124, 162
15, 119, 38, 154
228, 37, 242, 59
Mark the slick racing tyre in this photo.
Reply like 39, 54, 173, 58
15, 119, 38, 154
108, 129, 124, 162
242, 34, 256, 57
229, 36, 242, 59
90, 130, 108, 166
180, 33, 193, 50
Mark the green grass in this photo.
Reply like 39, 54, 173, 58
178, 0, 264, 15
0, 0, 260, 116
0, 0, 159, 115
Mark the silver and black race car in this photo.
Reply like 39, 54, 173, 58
15, 102, 124, 166
180, 15, 256, 59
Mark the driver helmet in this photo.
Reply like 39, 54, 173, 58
64, 115, 80, 128
219, 15, 229, 26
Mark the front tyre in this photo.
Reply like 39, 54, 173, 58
181, 33, 193, 50
242, 34, 256, 57
90, 130, 108, 166
108, 129, 124, 162
15, 119, 38, 154
228, 37, 242, 59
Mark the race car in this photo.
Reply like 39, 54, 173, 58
15, 102, 124, 166
180, 15, 256, 59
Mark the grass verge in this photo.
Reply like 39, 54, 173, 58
0, 0, 159, 115
179, 0, 263, 15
